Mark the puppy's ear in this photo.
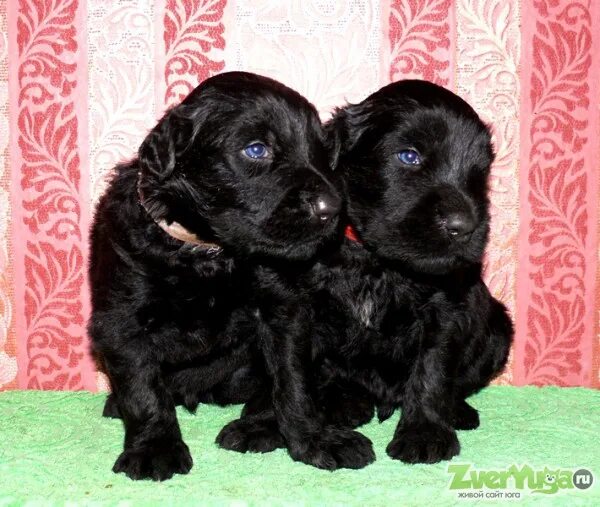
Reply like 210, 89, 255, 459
484, 122, 497, 165
137, 104, 206, 222
325, 103, 371, 170
324, 109, 346, 171
138, 107, 196, 182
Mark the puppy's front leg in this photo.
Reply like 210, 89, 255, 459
386, 339, 460, 464
103, 352, 192, 481
453, 294, 513, 430
259, 304, 375, 470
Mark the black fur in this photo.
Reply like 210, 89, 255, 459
89, 71, 374, 481
221, 79, 514, 465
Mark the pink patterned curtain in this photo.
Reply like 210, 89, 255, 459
0, 1, 598, 390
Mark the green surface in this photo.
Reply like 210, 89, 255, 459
0, 387, 598, 506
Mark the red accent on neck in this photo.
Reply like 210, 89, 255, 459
344, 225, 360, 243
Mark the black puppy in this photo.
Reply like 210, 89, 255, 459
89, 71, 373, 481
221, 79, 513, 464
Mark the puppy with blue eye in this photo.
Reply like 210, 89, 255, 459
90, 71, 375, 481
220, 79, 513, 465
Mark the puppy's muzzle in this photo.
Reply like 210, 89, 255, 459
442, 211, 475, 242
435, 186, 477, 243
309, 193, 341, 223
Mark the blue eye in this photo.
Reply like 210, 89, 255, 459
243, 142, 269, 159
397, 149, 422, 165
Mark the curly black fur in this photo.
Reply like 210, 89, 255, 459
89, 72, 376, 481
221, 79, 513, 465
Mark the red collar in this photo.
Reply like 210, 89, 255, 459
344, 225, 361, 243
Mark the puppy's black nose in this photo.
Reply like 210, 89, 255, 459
444, 212, 475, 241
310, 194, 341, 222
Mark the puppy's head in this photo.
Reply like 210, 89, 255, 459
138, 71, 341, 260
329, 80, 494, 274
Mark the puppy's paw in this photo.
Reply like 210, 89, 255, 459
102, 393, 122, 419
216, 417, 285, 453
453, 400, 480, 430
322, 389, 375, 429
113, 439, 193, 481
376, 403, 396, 423
386, 423, 459, 464
290, 427, 375, 470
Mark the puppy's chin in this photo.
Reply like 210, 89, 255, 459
232, 235, 333, 262
264, 238, 330, 261
372, 245, 481, 275
402, 253, 474, 275
217, 217, 339, 262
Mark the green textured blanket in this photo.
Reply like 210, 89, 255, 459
0, 387, 598, 506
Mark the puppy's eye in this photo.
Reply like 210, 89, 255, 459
243, 142, 270, 160
397, 149, 422, 166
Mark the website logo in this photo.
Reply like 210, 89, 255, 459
447, 464, 594, 499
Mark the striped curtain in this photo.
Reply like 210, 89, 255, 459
0, 0, 598, 390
